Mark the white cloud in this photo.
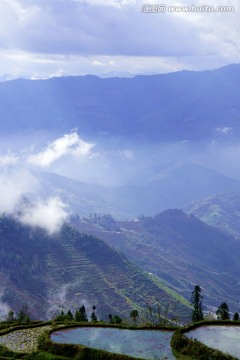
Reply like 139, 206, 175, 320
0, 169, 39, 214
0, 133, 97, 233
0, 132, 95, 232
0, 0, 239, 77
0, 165, 68, 235
44, 67, 65, 79
73, 0, 136, 8
216, 127, 233, 134
19, 197, 68, 234
27, 132, 95, 167
92, 60, 104, 67
0, 153, 18, 166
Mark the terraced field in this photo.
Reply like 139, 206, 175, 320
46, 227, 190, 321
72, 212, 240, 312
0, 217, 191, 321
0, 325, 52, 353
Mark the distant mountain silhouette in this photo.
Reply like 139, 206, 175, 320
36, 163, 240, 218
0, 64, 240, 141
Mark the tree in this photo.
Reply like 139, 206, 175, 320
216, 302, 230, 320
130, 310, 139, 323
80, 305, 88, 322
145, 296, 179, 326
233, 312, 239, 321
113, 315, 122, 324
108, 314, 114, 324
108, 313, 122, 324
75, 310, 80, 322
191, 285, 204, 323
55, 310, 66, 321
91, 312, 97, 322
91, 305, 97, 322
75, 305, 88, 322
6, 310, 15, 322
17, 303, 30, 324
66, 310, 73, 321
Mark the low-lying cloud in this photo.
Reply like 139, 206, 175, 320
0, 168, 68, 234
46, 281, 92, 319
0, 289, 10, 320
27, 132, 95, 167
0, 169, 39, 214
0, 153, 18, 166
0, 131, 96, 234
19, 197, 68, 235
0, 132, 93, 233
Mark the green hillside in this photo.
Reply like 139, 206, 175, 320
185, 192, 240, 240
72, 210, 240, 312
0, 216, 190, 322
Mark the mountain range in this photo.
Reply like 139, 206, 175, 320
0, 64, 240, 142
36, 162, 240, 218
1, 64, 240, 323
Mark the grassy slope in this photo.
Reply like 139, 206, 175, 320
72, 211, 240, 311
185, 192, 240, 240
0, 216, 191, 322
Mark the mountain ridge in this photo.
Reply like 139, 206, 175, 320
35, 164, 240, 218
185, 192, 240, 240
0, 64, 240, 141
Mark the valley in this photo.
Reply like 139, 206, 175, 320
0, 65, 240, 359
0, 1, 240, 358
1, 65, 240, 324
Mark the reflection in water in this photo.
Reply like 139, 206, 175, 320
51, 327, 176, 359
186, 325, 240, 358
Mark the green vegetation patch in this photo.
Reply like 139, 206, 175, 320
147, 272, 191, 308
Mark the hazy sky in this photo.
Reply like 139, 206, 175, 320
0, 0, 239, 78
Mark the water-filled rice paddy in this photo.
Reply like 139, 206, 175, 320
186, 325, 240, 358
51, 327, 176, 359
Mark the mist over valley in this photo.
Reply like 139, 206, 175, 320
0, 65, 240, 326
1, 0, 240, 358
